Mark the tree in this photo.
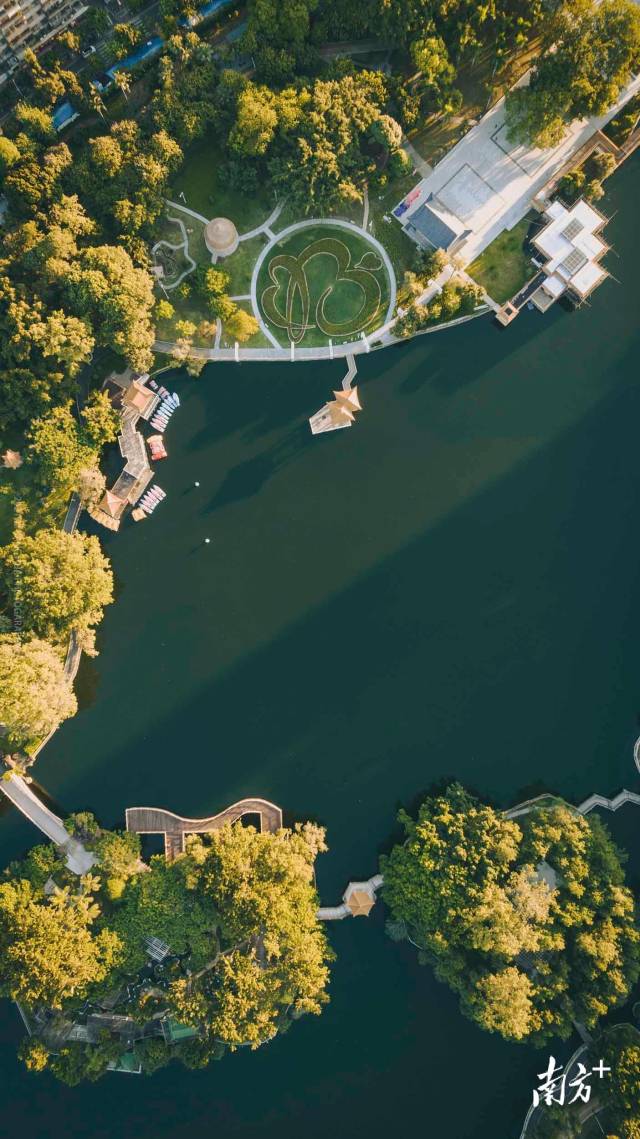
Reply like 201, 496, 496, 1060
94, 830, 141, 900
0, 136, 20, 173
369, 114, 403, 153
506, 0, 640, 147
27, 403, 101, 512
113, 71, 131, 103
64, 244, 155, 371
0, 878, 122, 1008
112, 23, 141, 57
381, 786, 639, 1044
155, 299, 174, 322
410, 33, 458, 113
81, 391, 119, 448
225, 307, 259, 343
229, 86, 278, 156
0, 635, 77, 749
180, 822, 333, 1047
462, 966, 534, 1041
2, 529, 114, 647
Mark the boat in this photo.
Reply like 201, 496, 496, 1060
172, 393, 180, 406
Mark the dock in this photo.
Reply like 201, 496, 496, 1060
125, 797, 283, 859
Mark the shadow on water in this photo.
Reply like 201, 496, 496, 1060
207, 425, 309, 513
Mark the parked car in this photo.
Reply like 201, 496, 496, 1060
81, 44, 97, 57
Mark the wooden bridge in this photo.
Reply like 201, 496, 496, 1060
125, 798, 283, 859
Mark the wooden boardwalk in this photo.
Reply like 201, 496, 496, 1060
125, 798, 283, 859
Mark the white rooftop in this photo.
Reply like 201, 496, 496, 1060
393, 68, 640, 265
534, 199, 608, 298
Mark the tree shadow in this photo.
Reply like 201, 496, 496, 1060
205, 425, 309, 513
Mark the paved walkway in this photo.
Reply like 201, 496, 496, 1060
401, 138, 433, 179
0, 775, 96, 875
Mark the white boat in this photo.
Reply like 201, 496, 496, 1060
172, 393, 180, 406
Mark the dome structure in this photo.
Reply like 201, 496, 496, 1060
204, 216, 239, 258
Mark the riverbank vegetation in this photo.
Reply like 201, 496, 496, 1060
382, 784, 640, 1045
1, 817, 332, 1082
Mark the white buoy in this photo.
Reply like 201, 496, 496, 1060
204, 538, 210, 544
194, 481, 200, 487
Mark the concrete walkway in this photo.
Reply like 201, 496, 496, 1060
402, 137, 433, 179
0, 774, 96, 875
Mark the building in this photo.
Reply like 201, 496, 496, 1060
52, 99, 79, 132
528, 198, 609, 312
402, 192, 468, 254
204, 216, 239, 258
309, 387, 362, 435
0, 0, 88, 85
88, 371, 158, 532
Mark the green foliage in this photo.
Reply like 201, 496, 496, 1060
395, 279, 482, 335
18, 1037, 50, 1072
599, 1027, 640, 1138
81, 391, 119, 449
506, 0, 640, 147
0, 634, 77, 749
1, 528, 113, 648
107, 854, 217, 974
0, 878, 123, 1008
225, 307, 259, 343
27, 403, 101, 513
381, 786, 640, 1044
112, 23, 142, 59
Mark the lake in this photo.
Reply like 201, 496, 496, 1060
2, 155, 640, 1139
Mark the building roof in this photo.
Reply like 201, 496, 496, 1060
124, 380, 155, 414
405, 196, 463, 250
345, 889, 375, 916
333, 387, 362, 411
533, 198, 608, 298
204, 216, 239, 255
99, 490, 127, 518
1, 449, 22, 469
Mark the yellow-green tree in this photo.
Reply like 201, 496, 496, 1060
0, 634, 77, 749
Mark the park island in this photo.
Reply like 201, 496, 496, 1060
2, 1, 640, 1137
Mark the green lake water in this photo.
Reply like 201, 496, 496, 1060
2, 156, 640, 1138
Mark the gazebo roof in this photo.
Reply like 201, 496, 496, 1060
344, 886, 375, 917
333, 386, 362, 411
204, 216, 239, 254
1, 449, 23, 469
100, 490, 126, 518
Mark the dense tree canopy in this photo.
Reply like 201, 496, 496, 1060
0, 634, 77, 749
1, 529, 113, 649
0, 878, 122, 1008
381, 785, 639, 1043
3, 818, 332, 1082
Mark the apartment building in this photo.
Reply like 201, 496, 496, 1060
0, 0, 87, 83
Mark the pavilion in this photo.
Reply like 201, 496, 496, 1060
309, 387, 362, 435
204, 216, 239, 258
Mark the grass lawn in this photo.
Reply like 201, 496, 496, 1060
368, 173, 419, 286
467, 215, 537, 304
224, 236, 268, 297
170, 130, 275, 232
256, 224, 392, 348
